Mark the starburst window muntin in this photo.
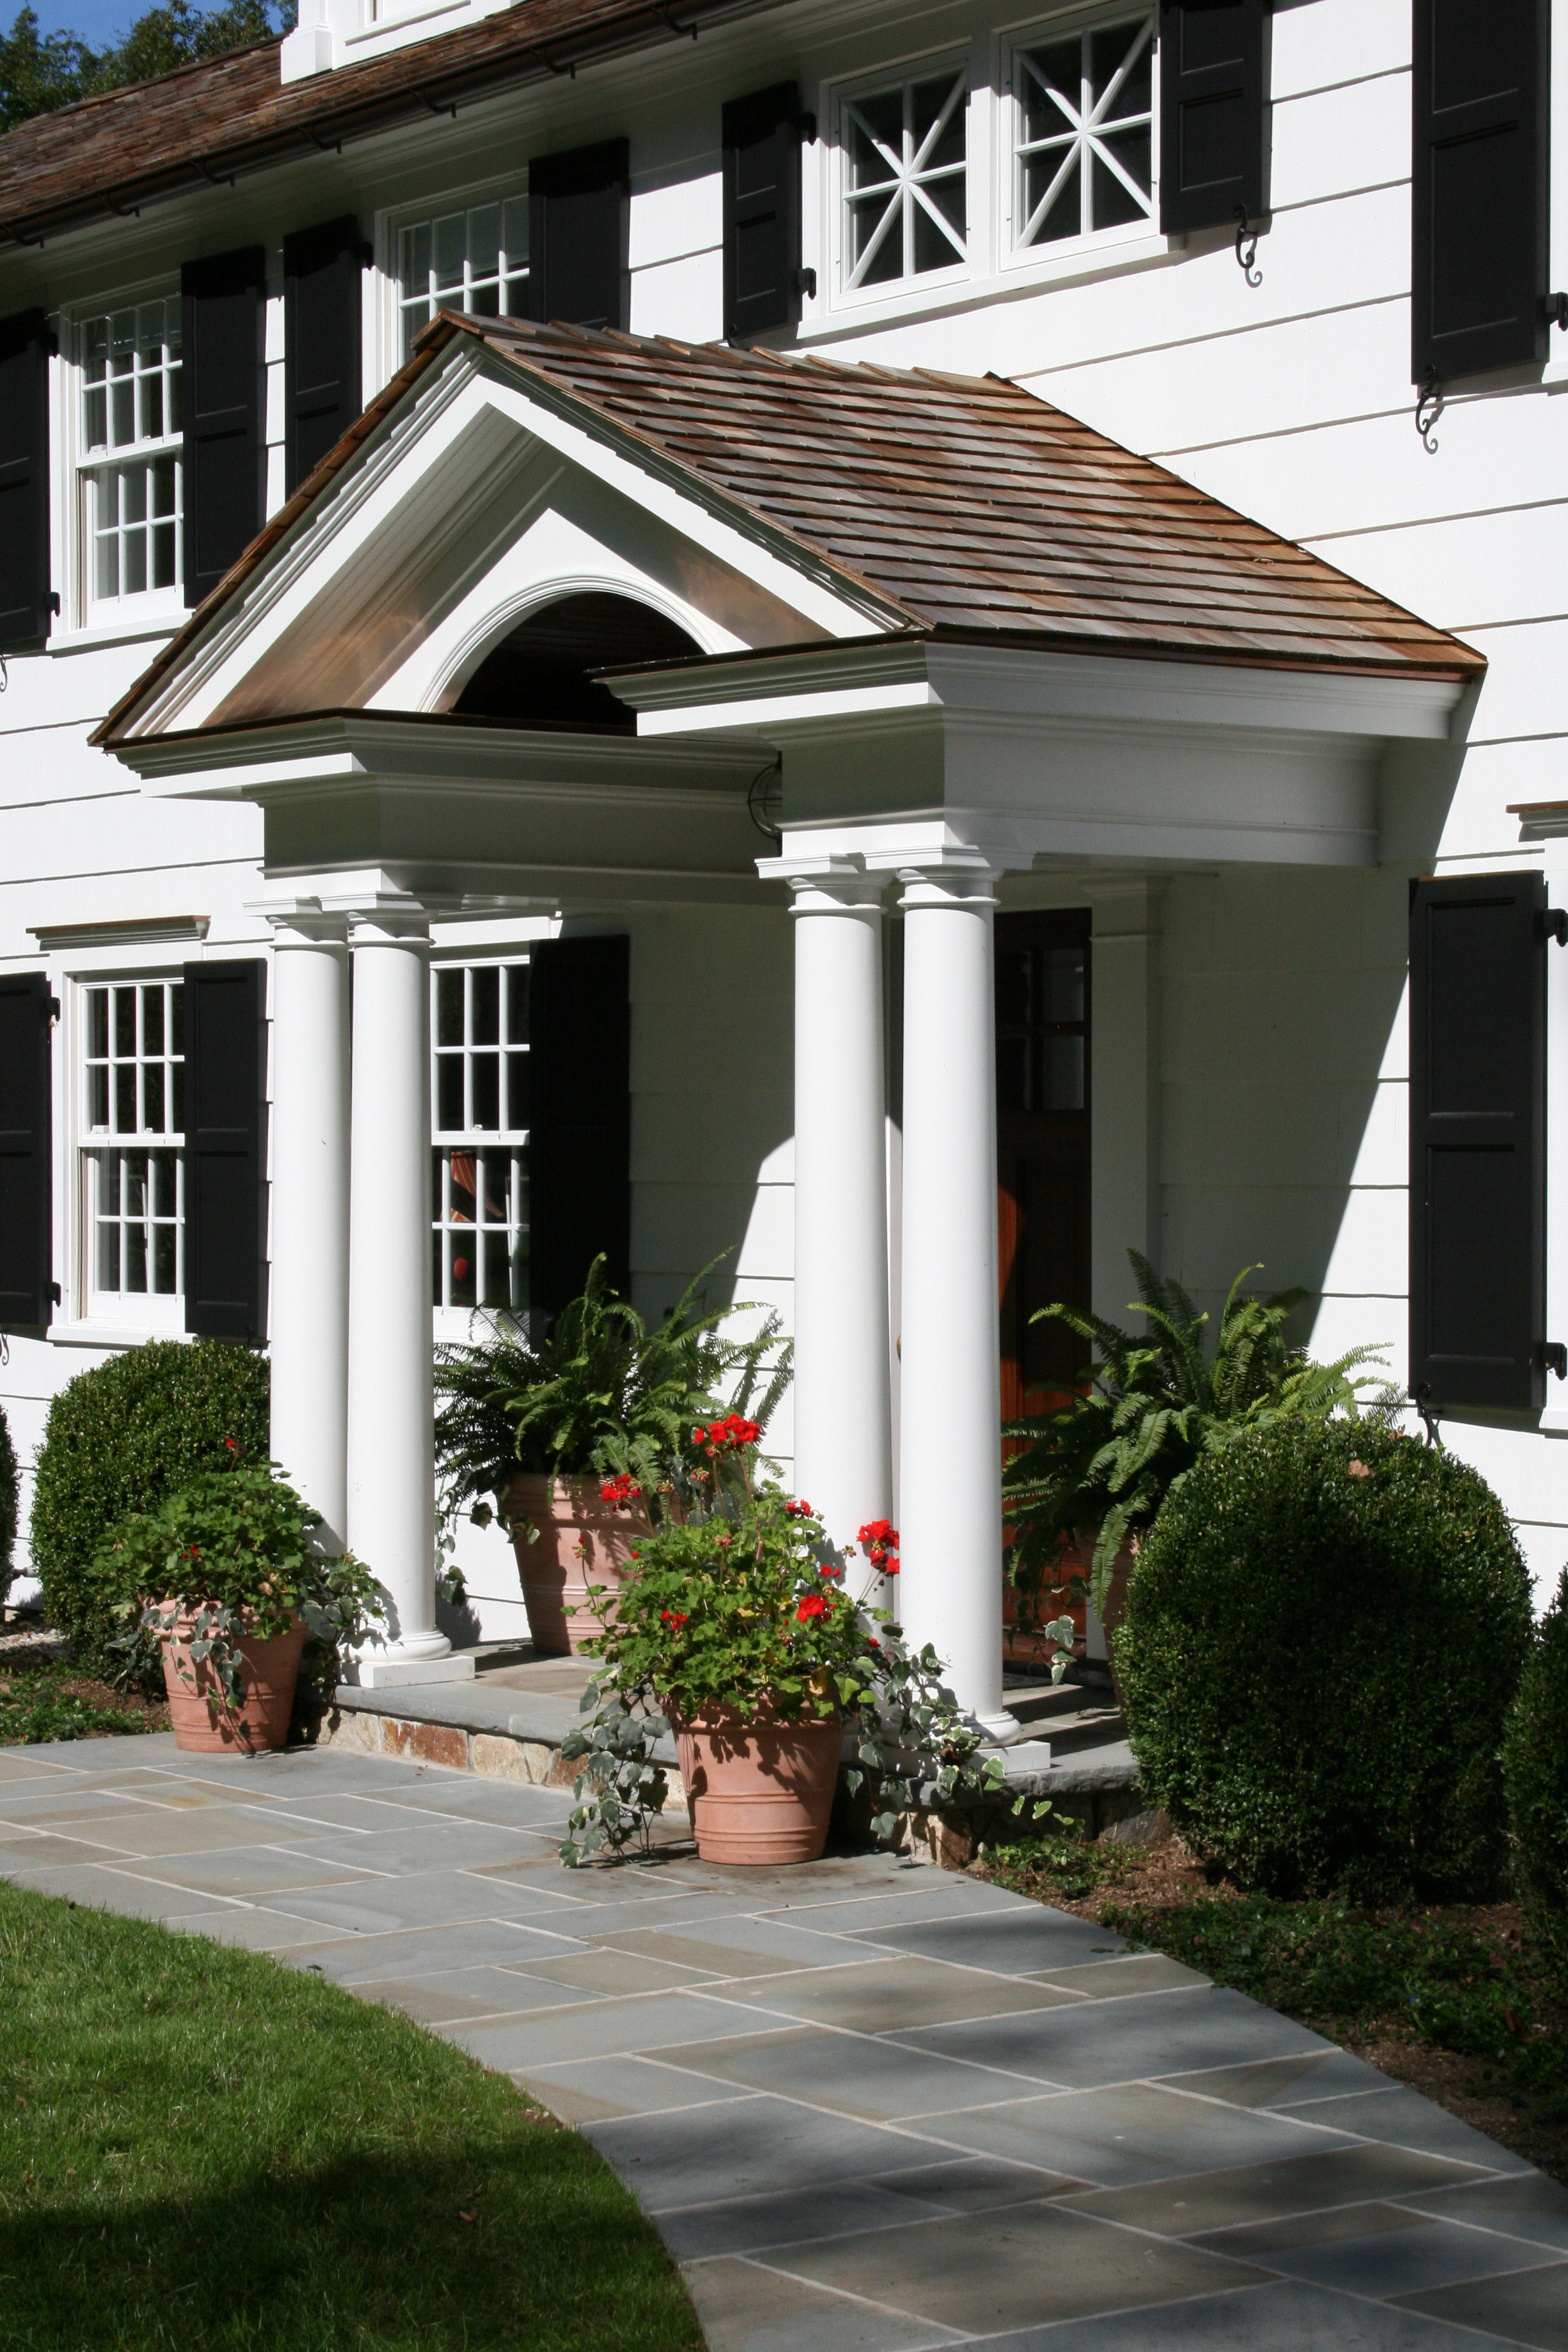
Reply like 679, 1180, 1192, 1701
840, 65, 970, 294
1012, 9, 1156, 253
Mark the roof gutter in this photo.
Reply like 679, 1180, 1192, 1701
0, 0, 790, 253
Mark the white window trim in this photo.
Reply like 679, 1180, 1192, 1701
49, 280, 188, 647
430, 948, 532, 1340
824, 46, 975, 317
57, 966, 188, 1337
998, 1, 1160, 279
371, 169, 531, 400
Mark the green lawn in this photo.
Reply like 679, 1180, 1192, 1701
0, 1883, 702, 2351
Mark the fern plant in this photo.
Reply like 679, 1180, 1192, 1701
1003, 1251, 1385, 1624
433, 1254, 792, 1525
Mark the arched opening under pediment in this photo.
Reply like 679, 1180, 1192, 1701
447, 591, 702, 731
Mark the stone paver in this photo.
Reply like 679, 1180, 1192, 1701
3, 1732, 1564, 2351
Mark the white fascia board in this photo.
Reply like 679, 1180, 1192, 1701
474, 370, 902, 644
923, 644, 1466, 743
637, 678, 941, 737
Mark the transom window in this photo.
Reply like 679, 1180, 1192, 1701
82, 979, 185, 1311
399, 199, 529, 358
840, 66, 968, 292
77, 298, 183, 611
431, 959, 530, 1315
1012, 12, 1155, 250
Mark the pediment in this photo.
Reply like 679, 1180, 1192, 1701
103, 336, 894, 749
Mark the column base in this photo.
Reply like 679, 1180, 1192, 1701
973, 1708, 1025, 1745
351, 1652, 476, 1691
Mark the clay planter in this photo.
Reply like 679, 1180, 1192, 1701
670, 1696, 841, 1866
501, 1473, 651, 1656
159, 1608, 306, 1754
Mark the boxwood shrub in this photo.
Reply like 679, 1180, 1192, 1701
31, 1340, 269, 1675
1116, 1417, 1532, 1902
0, 1402, 17, 1609
1503, 1567, 1568, 1988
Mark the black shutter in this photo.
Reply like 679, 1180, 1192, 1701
181, 247, 265, 608
183, 958, 267, 1341
0, 973, 53, 1331
723, 83, 807, 342
1158, 0, 1269, 234
1409, 873, 1547, 1414
527, 140, 629, 331
1411, 0, 1549, 385
0, 309, 53, 649
528, 935, 630, 1325
283, 216, 364, 496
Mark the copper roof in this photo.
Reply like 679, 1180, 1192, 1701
95, 317, 1482, 746
0, 0, 787, 250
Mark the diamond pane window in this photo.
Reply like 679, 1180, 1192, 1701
78, 298, 183, 610
842, 68, 968, 291
1014, 13, 1155, 250
399, 199, 529, 356
83, 978, 185, 1306
432, 959, 530, 1313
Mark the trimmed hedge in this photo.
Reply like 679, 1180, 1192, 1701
1116, 1419, 1532, 1902
1503, 1567, 1568, 1989
31, 1341, 269, 1675
0, 1402, 16, 1609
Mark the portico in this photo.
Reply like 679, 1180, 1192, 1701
93, 316, 1482, 1720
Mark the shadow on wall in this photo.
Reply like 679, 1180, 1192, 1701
1157, 738, 1464, 1387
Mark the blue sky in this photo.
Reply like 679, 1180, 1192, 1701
19, 0, 152, 44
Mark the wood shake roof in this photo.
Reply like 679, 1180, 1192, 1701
467, 319, 1481, 680
0, 0, 787, 248
96, 317, 1482, 746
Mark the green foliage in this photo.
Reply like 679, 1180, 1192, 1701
1100, 1889, 1568, 2104
1504, 1567, 1568, 1991
434, 1253, 792, 1512
100, 1458, 384, 1722
0, 0, 295, 132
1116, 1418, 1534, 1902
983, 1826, 1138, 1905
0, 1880, 702, 2350
30, 1338, 270, 1676
1003, 1251, 1385, 1622
0, 1399, 16, 1609
560, 1432, 1003, 1862
0, 1655, 161, 1744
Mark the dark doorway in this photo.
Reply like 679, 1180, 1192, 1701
449, 592, 700, 729
995, 909, 1092, 1428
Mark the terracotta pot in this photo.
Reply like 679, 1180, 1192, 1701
159, 1608, 306, 1754
501, 1473, 651, 1656
669, 1695, 841, 1866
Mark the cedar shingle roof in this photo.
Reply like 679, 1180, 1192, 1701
96, 317, 1482, 747
0, 0, 783, 248
464, 319, 1482, 679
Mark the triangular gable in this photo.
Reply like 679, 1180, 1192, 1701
97, 322, 905, 749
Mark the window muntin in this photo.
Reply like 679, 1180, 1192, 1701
82, 979, 185, 1308
995, 938, 1087, 1112
77, 299, 183, 609
431, 959, 529, 1315
1012, 12, 1155, 252
398, 199, 529, 357
841, 68, 968, 292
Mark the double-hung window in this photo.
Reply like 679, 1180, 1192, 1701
432, 958, 530, 1315
398, 198, 529, 358
82, 978, 185, 1320
77, 298, 183, 617
839, 65, 968, 294
1009, 9, 1155, 255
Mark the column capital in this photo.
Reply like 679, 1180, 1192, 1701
892, 849, 1000, 911
247, 894, 350, 946
322, 889, 432, 945
756, 852, 887, 911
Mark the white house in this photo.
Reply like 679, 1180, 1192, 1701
1, 0, 1564, 1729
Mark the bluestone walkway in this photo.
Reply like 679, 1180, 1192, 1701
3, 1734, 1565, 2351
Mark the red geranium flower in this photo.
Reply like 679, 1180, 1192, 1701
858, 1518, 901, 1573
660, 1608, 689, 1628
796, 1593, 829, 1621
785, 1498, 813, 1518
600, 1473, 642, 1509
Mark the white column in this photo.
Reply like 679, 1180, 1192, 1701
784, 865, 894, 1574
339, 896, 470, 1686
260, 901, 349, 1549
897, 856, 1014, 1735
